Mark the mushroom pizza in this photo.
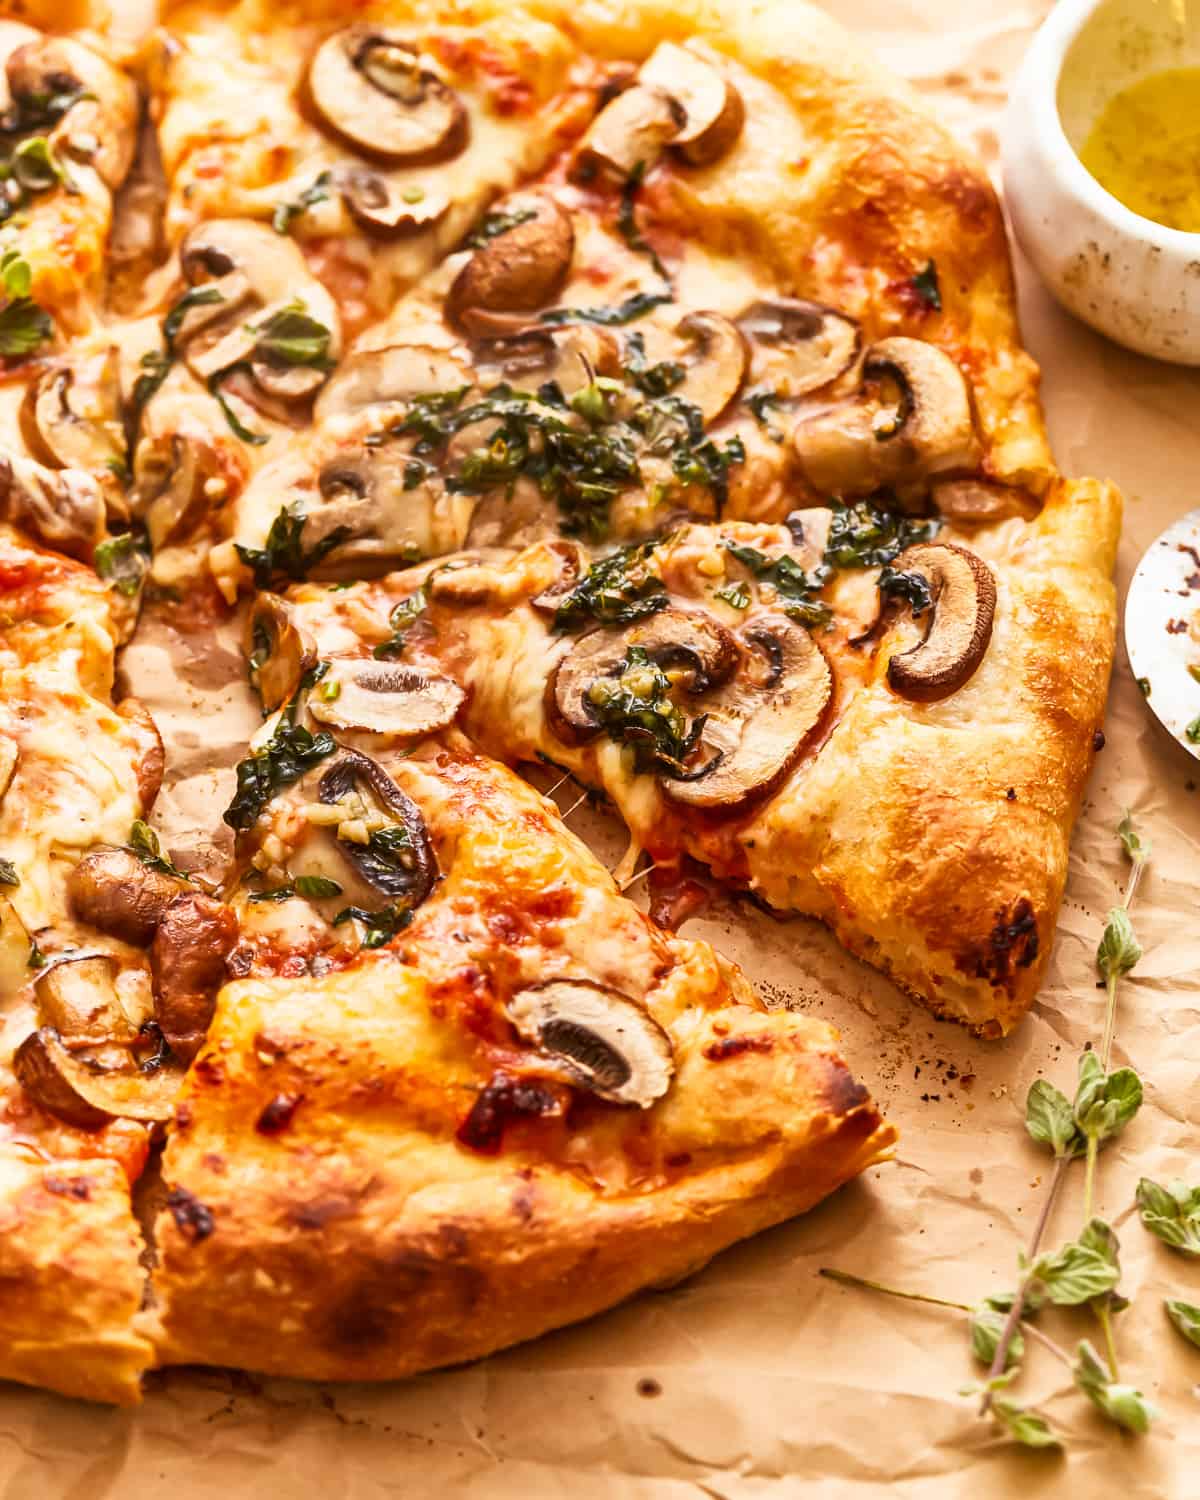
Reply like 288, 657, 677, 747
0, 0, 1115, 1405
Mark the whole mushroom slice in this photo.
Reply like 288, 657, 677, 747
7, 36, 137, 189
673, 311, 748, 425
20, 352, 126, 475
131, 434, 211, 551
447, 193, 575, 332
506, 979, 674, 1107
309, 658, 464, 737
470, 324, 619, 398
245, 593, 317, 712
315, 343, 471, 421
34, 952, 127, 1041
307, 25, 467, 165
340, 165, 450, 238
737, 298, 861, 398
638, 41, 745, 166
0, 452, 103, 560
14, 1026, 181, 1129
869, 541, 997, 702
664, 616, 832, 809
68, 846, 181, 945
299, 446, 442, 579
288, 749, 437, 919
571, 83, 681, 183
792, 337, 980, 505
550, 607, 738, 743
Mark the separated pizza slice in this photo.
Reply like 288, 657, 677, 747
144, 726, 893, 1382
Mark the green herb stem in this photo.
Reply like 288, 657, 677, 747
1096, 1300, 1120, 1380
1083, 1131, 1100, 1224
818, 1267, 972, 1312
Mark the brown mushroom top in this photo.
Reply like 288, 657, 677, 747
447, 192, 575, 333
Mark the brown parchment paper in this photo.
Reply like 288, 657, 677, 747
5, 1, 1200, 1493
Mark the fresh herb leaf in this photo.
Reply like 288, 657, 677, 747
0, 857, 18, 886
1117, 810, 1151, 865
616, 161, 668, 279
162, 284, 224, 350
625, 331, 684, 396
724, 541, 831, 629
586, 644, 710, 778
27, 939, 44, 970
251, 300, 333, 368
1136, 1178, 1200, 1255
272, 170, 333, 235
295, 874, 342, 900
1096, 906, 1141, 983
1073, 1051, 1142, 1144
332, 903, 412, 949
94, 532, 149, 598
247, 884, 295, 903
541, 288, 673, 327
131, 349, 172, 428
715, 580, 751, 610
1165, 1297, 1200, 1348
207, 369, 270, 446
878, 563, 934, 616
235, 504, 351, 586
672, 431, 745, 513
991, 1399, 1062, 1450
1025, 1078, 1085, 1159
465, 205, 536, 248
823, 500, 938, 570
126, 820, 188, 880
911, 259, 942, 312
553, 542, 666, 632
1030, 1238, 1121, 1305
1187, 714, 1200, 742
11, 135, 63, 194
1073, 1340, 1156, 1432
223, 719, 336, 831
969, 1297, 1025, 1369
373, 587, 427, 659
0, 251, 51, 357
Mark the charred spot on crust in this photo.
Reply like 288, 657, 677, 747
455, 1071, 558, 1155
702, 1034, 774, 1062
976, 897, 1039, 986
255, 1092, 302, 1135
43, 1174, 91, 1200
822, 1060, 871, 1116
166, 1185, 215, 1243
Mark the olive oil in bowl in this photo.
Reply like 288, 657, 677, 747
1079, 67, 1200, 233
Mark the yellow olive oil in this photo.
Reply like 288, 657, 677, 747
1079, 67, 1200, 232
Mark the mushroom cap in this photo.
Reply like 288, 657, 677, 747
664, 615, 832, 809
13, 1026, 181, 1129
307, 26, 468, 165
506, 979, 675, 1107
19, 353, 125, 475
0, 453, 103, 560
638, 41, 745, 165
570, 82, 681, 183
674, 310, 748, 425
550, 606, 738, 742
68, 847, 180, 945
315, 343, 471, 421
7, 36, 138, 189
245, 592, 318, 712
792, 336, 980, 502
340, 165, 450, 238
737, 298, 861, 399
447, 192, 575, 331
879, 541, 997, 702
309, 658, 465, 737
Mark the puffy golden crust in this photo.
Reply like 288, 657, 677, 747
0, 1152, 153, 1404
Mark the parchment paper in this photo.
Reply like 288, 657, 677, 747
5, 2, 1200, 1493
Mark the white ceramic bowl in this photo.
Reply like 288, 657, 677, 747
1002, 0, 1200, 364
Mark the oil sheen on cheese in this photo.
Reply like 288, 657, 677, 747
1079, 68, 1200, 233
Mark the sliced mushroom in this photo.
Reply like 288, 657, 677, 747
673, 311, 747, 425
68, 846, 180, 945
13, 1026, 180, 1129
116, 696, 165, 811
570, 83, 681, 183
131, 434, 210, 550
931, 478, 1039, 525
299, 447, 440, 579
664, 616, 831, 808
34, 953, 124, 1040
638, 42, 744, 166
0, 452, 103, 559
309, 658, 464, 737
868, 541, 997, 702
151, 891, 237, 1064
506, 979, 674, 1107
7, 37, 137, 189
792, 337, 980, 506
245, 593, 317, 712
315, 343, 471, 421
737, 299, 861, 399
109, 99, 167, 297
447, 193, 575, 332
530, 539, 588, 612
20, 353, 126, 475
340, 164, 449, 237
307, 26, 468, 164
285, 749, 437, 922
550, 607, 737, 743
470, 324, 620, 398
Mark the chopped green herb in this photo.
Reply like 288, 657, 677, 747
247, 884, 296, 903
126, 819, 189, 880
251, 300, 333, 369
27, 939, 44, 970
1137, 676, 1151, 697
724, 541, 832, 629
272, 170, 333, 235
0, 250, 50, 357
911, 259, 942, 312
616, 160, 668, 279
94, 532, 149, 598
162, 284, 224, 350
11, 135, 63, 194
373, 587, 427, 659
332, 903, 412, 949
541, 288, 673, 327
207, 369, 270, 446
823, 500, 938, 570
878, 563, 934, 616
553, 541, 667, 632
235, 504, 352, 586
625, 332, 684, 396
295, 874, 342, 900
715, 580, 751, 610
585, 644, 709, 777
1187, 714, 1200, 743
130, 349, 172, 429
466, 205, 536, 247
